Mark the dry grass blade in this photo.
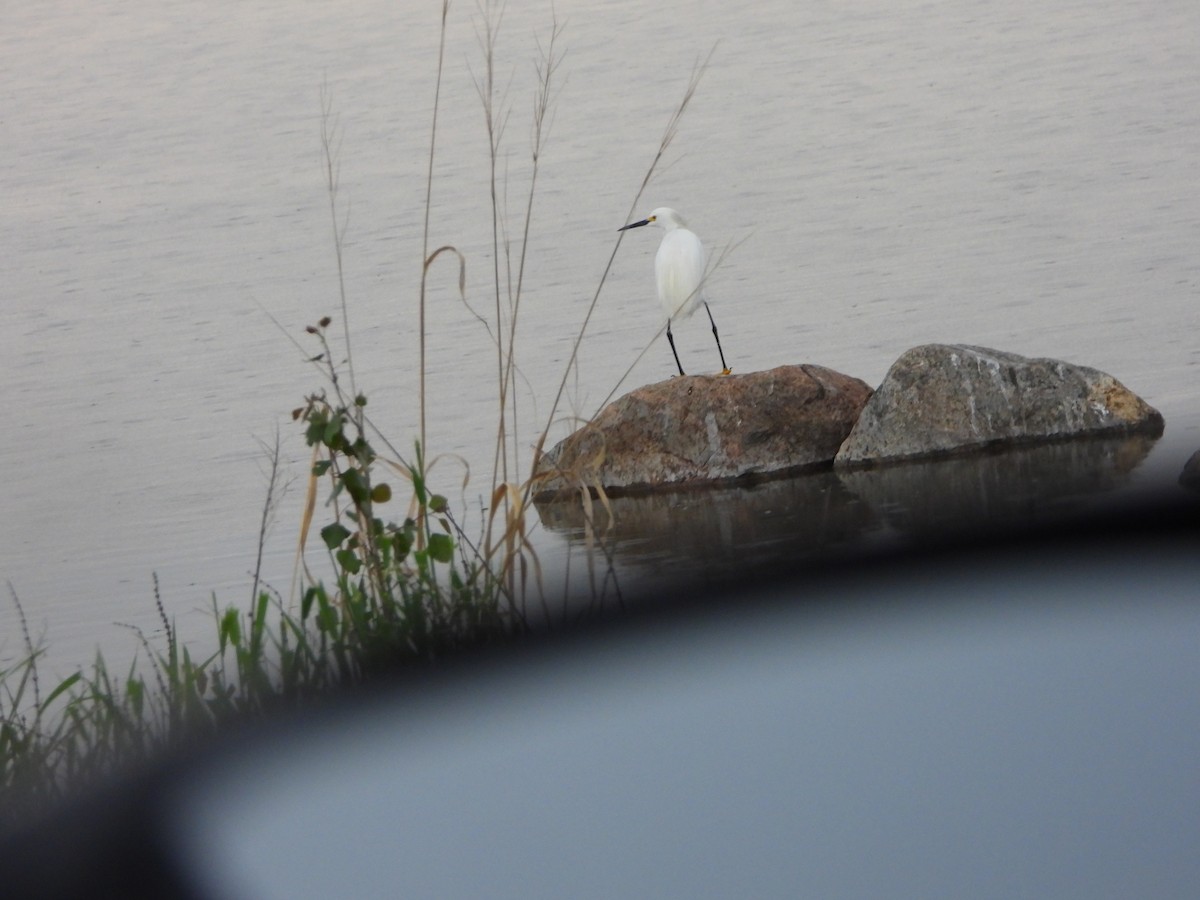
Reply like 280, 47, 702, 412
424, 244, 467, 293
290, 442, 322, 603
319, 80, 357, 403
492, 13, 566, 501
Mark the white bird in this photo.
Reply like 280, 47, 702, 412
618, 207, 731, 377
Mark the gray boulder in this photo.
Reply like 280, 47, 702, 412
836, 344, 1164, 467
535, 365, 872, 497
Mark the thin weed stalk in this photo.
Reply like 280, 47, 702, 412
471, 6, 566, 607
419, 0, 453, 451
473, 0, 514, 495
320, 81, 357, 403
499, 15, 563, 488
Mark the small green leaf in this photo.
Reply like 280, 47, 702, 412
336, 547, 362, 574
371, 483, 392, 503
219, 606, 241, 649
41, 672, 83, 711
304, 418, 325, 446
428, 532, 454, 563
321, 522, 352, 550
341, 468, 369, 505
301, 586, 320, 621
322, 415, 343, 446
350, 436, 374, 465
392, 529, 413, 560
251, 592, 270, 649
126, 677, 144, 715
316, 602, 338, 634
312, 459, 332, 477
429, 494, 448, 513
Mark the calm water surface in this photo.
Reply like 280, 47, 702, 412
3, 0, 1198, 671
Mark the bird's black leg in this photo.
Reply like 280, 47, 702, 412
704, 302, 731, 374
666, 321, 686, 376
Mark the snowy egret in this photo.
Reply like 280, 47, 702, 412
618, 207, 731, 377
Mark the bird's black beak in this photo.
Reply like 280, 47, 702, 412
618, 218, 651, 232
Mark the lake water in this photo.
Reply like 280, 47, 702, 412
3, 0, 1198, 674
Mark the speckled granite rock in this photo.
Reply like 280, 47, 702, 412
835, 344, 1164, 467
535, 365, 872, 497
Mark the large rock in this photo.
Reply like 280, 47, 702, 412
836, 344, 1164, 467
535, 365, 872, 497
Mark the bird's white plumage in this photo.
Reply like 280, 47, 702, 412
619, 206, 730, 376
653, 209, 707, 321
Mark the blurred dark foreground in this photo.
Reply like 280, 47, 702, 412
2, 485, 1198, 900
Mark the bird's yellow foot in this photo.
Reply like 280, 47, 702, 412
718, 368, 732, 376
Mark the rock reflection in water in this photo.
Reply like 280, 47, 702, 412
536, 435, 1159, 596
534, 473, 877, 595
836, 435, 1159, 538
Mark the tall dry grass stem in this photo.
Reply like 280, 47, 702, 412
473, 0, 514, 492
468, 5, 566, 608
419, 0, 453, 451
320, 82, 357, 403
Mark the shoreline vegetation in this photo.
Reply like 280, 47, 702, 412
1, 2, 715, 822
